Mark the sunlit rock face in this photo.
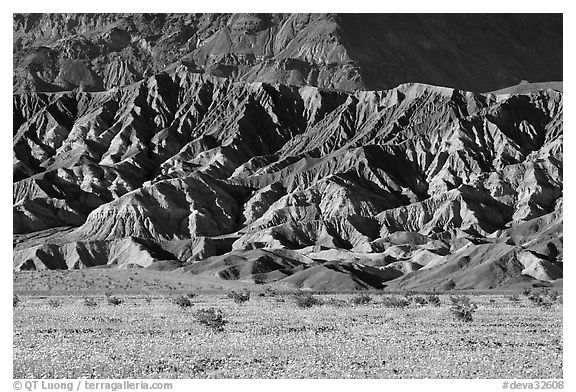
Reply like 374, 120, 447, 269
13, 14, 562, 291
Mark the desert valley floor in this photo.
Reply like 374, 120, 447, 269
13, 270, 563, 379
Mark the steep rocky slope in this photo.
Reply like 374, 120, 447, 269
13, 65, 563, 291
14, 13, 562, 93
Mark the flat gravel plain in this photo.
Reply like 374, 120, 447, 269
13, 293, 562, 379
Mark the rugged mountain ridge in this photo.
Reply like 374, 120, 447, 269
13, 66, 563, 291
14, 13, 562, 93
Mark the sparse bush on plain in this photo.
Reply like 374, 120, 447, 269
13, 294, 20, 308
326, 298, 348, 308
508, 294, 521, 302
83, 297, 98, 308
185, 292, 196, 299
143, 296, 153, 304
227, 289, 251, 304
449, 295, 477, 322
107, 295, 123, 306
412, 296, 428, 306
258, 286, 276, 297
194, 308, 228, 332
427, 294, 441, 307
350, 294, 372, 305
525, 288, 559, 308
294, 293, 324, 308
263, 286, 277, 297
173, 294, 193, 308
47, 299, 62, 308
381, 295, 410, 308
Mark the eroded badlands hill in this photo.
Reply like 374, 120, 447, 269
13, 67, 563, 290
14, 13, 562, 93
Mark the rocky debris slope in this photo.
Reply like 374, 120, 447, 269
13, 67, 563, 291
14, 13, 562, 93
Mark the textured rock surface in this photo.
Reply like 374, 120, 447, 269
14, 13, 562, 93
13, 14, 563, 291
13, 66, 563, 290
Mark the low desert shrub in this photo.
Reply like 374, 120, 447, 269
173, 294, 193, 309
381, 295, 411, 308
508, 294, 521, 302
294, 293, 323, 308
227, 289, 251, 304
106, 295, 123, 306
522, 287, 532, 296
143, 296, 153, 304
83, 297, 98, 308
194, 308, 228, 332
185, 292, 196, 299
449, 295, 477, 322
263, 285, 277, 297
47, 299, 62, 308
13, 294, 20, 308
326, 298, 349, 308
258, 285, 278, 297
412, 296, 428, 306
525, 288, 559, 308
350, 294, 372, 305
427, 294, 441, 307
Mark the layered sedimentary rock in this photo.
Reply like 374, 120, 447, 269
14, 13, 562, 94
13, 65, 563, 290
